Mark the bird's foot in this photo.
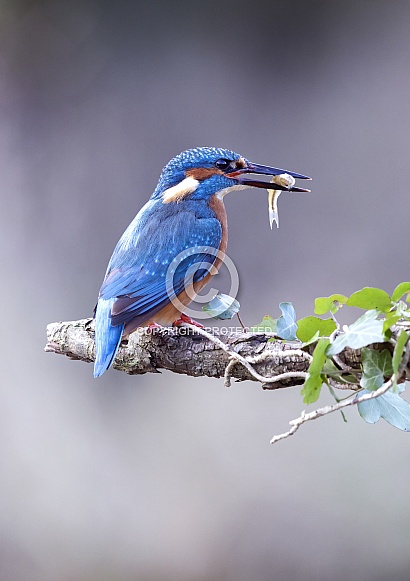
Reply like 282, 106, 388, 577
173, 313, 204, 329
147, 322, 163, 330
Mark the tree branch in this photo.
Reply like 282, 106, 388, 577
45, 318, 407, 388
45, 318, 312, 387
45, 318, 410, 443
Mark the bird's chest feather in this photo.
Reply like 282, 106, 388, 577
163, 196, 228, 252
208, 194, 228, 253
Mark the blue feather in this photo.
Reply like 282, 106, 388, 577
151, 147, 241, 199
99, 205, 222, 326
93, 298, 124, 377
93, 147, 245, 376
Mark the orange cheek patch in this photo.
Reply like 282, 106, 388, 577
185, 167, 224, 181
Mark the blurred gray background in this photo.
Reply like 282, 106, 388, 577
2, 0, 410, 579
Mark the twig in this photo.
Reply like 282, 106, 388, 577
270, 376, 395, 444
331, 353, 351, 372
236, 312, 247, 332
182, 322, 310, 388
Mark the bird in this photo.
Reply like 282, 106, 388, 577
93, 147, 310, 377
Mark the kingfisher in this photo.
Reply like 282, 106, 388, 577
93, 147, 310, 377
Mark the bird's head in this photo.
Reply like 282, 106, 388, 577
152, 147, 310, 204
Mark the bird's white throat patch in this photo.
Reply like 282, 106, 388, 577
214, 184, 248, 199
162, 176, 199, 203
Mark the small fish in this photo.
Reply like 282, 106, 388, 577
267, 173, 296, 229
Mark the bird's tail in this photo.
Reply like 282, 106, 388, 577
93, 298, 124, 378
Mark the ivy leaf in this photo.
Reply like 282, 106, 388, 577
314, 294, 348, 315
391, 282, 410, 302
202, 293, 240, 320
358, 384, 410, 431
300, 330, 321, 347
297, 316, 336, 343
327, 310, 385, 356
249, 315, 277, 333
277, 302, 297, 340
346, 287, 392, 312
396, 301, 410, 320
322, 359, 358, 385
360, 348, 393, 391
301, 339, 330, 404
383, 312, 401, 333
392, 330, 409, 375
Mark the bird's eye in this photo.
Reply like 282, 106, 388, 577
215, 158, 231, 170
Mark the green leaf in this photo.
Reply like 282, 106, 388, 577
358, 384, 410, 431
249, 315, 277, 333
301, 339, 330, 404
360, 348, 393, 391
308, 339, 330, 375
391, 282, 410, 302
300, 330, 321, 347
277, 302, 297, 341
322, 359, 358, 385
383, 312, 401, 333
392, 330, 409, 375
327, 310, 385, 356
302, 375, 323, 406
346, 287, 392, 312
314, 294, 348, 315
202, 293, 240, 320
296, 316, 336, 343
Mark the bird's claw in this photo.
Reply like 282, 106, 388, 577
173, 313, 204, 329
147, 322, 163, 330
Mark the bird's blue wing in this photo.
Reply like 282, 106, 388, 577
98, 207, 222, 327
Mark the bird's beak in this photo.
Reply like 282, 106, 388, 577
226, 162, 311, 192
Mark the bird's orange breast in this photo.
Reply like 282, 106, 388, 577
123, 194, 228, 332
209, 193, 228, 254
